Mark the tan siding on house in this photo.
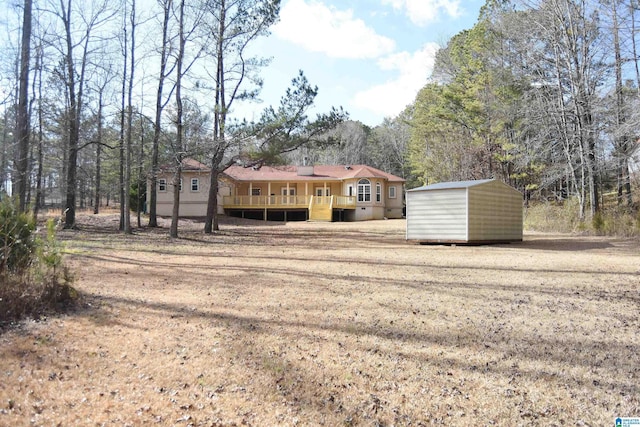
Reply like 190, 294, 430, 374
384, 183, 404, 219
406, 188, 468, 241
155, 171, 211, 217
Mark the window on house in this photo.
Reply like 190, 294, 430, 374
281, 188, 296, 195
179, 179, 183, 192
389, 186, 396, 199
191, 178, 199, 192
158, 179, 167, 192
251, 188, 261, 196
348, 186, 353, 197
357, 179, 371, 202
376, 182, 381, 202
315, 188, 330, 196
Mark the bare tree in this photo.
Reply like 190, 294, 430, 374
91, 63, 116, 215
203, 0, 280, 233
148, 0, 176, 228
607, 0, 634, 207
15, 0, 32, 212
505, 0, 608, 218
123, 0, 137, 234
32, 41, 44, 219
50, 0, 118, 228
169, 0, 186, 238
371, 113, 411, 179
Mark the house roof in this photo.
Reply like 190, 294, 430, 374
159, 158, 210, 172
182, 158, 209, 171
223, 164, 405, 182
407, 179, 495, 192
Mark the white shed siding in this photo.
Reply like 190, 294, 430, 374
467, 181, 522, 242
406, 188, 467, 240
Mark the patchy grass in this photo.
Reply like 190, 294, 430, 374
0, 214, 638, 425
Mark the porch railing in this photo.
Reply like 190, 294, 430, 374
223, 195, 356, 209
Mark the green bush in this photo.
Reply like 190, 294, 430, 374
0, 197, 36, 273
129, 181, 146, 212
0, 199, 76, 325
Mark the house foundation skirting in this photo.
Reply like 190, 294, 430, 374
225, 207, 356, 222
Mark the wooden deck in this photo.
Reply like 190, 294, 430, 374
223, 195, 357, 221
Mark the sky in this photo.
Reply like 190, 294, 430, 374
236, 0, 485, 128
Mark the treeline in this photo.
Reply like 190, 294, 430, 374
1, 0, 638, 235
286, 0, 639, 226
407, 0, 639, 222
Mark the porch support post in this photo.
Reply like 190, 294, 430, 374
249, 183, 253, 205
268, 182, 272, 205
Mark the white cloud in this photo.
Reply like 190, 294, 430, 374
352, 43, 439, 119
382, 0, 462, 26
273, 0, 396, 59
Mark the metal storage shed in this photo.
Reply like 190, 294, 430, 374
406, 179, 523, 244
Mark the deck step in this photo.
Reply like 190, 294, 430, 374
309, 204, 332, 221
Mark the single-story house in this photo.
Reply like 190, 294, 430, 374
405, 179, 523, 244
150, 158, 406, 221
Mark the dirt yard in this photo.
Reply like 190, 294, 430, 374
1, 213, 639, 426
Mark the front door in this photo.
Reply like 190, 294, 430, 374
281, 187, 296, 204
315, 187, 330, 197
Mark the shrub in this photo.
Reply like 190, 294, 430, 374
0, 197, 36, 273
129, 181, 146, 212
524, 198, 582, 233
592, 211, 604, 234
525, 197, 639, 237
597, 205, 640, 237
0, 199, 76, 325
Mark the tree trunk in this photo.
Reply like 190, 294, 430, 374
205, 161, 221, 233
63, 0, 79, 229
204, 0, 226, 234
123, 0, 136, 233
94, 89, 104, 214
137, 117, 144, 228
15, 0, 32, 212
611, 1, 630, 207
149, 0, 172, 228
1, 113, 8, 196
33, 46, 44, 219
119, 3, 128, 231
170, 166, 181, 238
170, 0, 186, 238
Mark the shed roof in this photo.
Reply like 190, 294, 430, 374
407, 179, 495, 192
